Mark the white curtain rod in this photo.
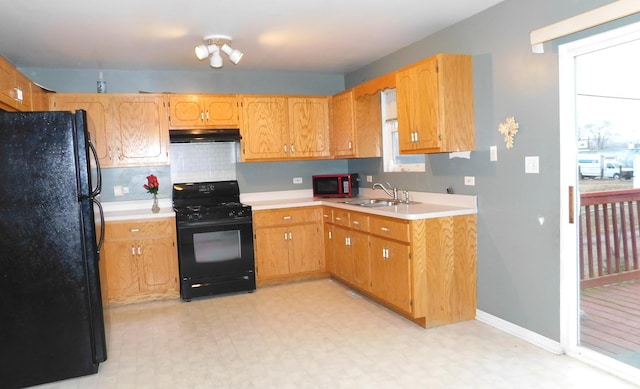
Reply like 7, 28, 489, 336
530, 0, 640, 53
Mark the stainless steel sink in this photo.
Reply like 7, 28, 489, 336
343, 198, 407, 207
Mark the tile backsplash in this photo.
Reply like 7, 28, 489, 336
170, 142, 237, 183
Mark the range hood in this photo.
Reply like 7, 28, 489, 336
169, 128, 242, 143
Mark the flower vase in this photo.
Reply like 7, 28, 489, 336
151, 194, 160, 213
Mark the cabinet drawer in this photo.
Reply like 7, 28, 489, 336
332, 209, 350, 227
322, 207, 333, 223
349, 212, 369, 232
253, 207, 321, 227
105, 218, 175, 240
369, 216, 410, 242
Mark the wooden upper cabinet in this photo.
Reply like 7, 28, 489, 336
0, 56, 34, 111
239, 95, 330, 161
168, 94, 238, 129
396, 54, 474, 154
239, 95, 288, 161
288, 96, 330, 159
109, 95, 170, 167
52, 94, 169, 168
330, 89, 356, 158
354, 91, 382, 158
50, 94, 110, 165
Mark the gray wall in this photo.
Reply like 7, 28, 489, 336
19, 0, 636, 342
346, 0, 634, 341
23, 68, 345, 95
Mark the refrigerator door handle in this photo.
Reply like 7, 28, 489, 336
88, 139, 102, 197
92, 198, 105, 254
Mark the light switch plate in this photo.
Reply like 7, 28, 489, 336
464, 176, 475, 186
525, 156, 540, 174
490, 146, 497, 161
293, 177, 303, 184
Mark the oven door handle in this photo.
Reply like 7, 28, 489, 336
177, 217, 253, 228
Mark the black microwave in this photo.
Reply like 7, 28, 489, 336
312, 173, 359, 198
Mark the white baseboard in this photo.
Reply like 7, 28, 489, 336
476, 309, 564, 355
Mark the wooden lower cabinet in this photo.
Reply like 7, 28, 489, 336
253, 206, 325, 283
102, 217, 179, 305
370, 236, 411, 313
326, 208, 476, 328
322, 208, 337, 275
254, 205, 477, 328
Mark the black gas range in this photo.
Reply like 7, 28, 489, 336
172, 180, 256, 300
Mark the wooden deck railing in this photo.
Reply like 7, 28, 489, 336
580, 189, 640, 289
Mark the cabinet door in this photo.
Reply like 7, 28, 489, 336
324, 223, 337, 275
331, 90, 355, 158
370, 237, 412, 313
110, 95, 169, 166
350, 230, 370, 291
354, 91, 382, 158
13, 72, 32, 111
240, 96, 288, 161
288, 97, 330, 158
169, 94, 239, 129
102, 241, 139, 300
254, 226, 290, 279
0, 57, 16, 110
288, 223, 324, 274
168, 95, 203, 127
203, 95, 238, 127
333, 225, 353, 283
50, 95, 110, 165
139, 237, 178, 293
396, 57, 440, 152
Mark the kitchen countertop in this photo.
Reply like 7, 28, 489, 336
101, 189, 477, 222
242, 189, 477, 220
101, 198, 175, 221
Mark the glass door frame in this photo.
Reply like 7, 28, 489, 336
559, 20, 640, 384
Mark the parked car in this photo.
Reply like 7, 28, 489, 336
578, 153, 633, 179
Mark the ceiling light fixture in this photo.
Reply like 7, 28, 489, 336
195, 34, 243, 68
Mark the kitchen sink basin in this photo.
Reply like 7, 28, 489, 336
342, 198, 409, 207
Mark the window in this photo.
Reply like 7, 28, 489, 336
381, 89, 425, 172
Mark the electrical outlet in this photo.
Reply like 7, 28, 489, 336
490, 146, 497, 161
293, 177, 303, 184
464, 176, 475, 186
113, 185, 124, 196
122, 186, 129, 194
366, 175, 373, 182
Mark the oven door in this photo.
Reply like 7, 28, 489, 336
176, 218, 255, 298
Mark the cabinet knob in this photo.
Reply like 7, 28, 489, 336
353, 221, 360, 225
130, 228, 140, 232
283, 216, 292, 220
380, 227, 390, 232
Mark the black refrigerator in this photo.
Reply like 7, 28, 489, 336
0, 110, 107, 388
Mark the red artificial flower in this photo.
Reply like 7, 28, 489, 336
143, 175, 159, 195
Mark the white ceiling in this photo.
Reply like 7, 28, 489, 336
1, 0, 504, 74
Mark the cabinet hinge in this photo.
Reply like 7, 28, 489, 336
408, 252, 412, 260
410, 300, 413, 307
435, 65, 439, 73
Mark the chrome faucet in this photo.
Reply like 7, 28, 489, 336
373, 182, 398, 200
